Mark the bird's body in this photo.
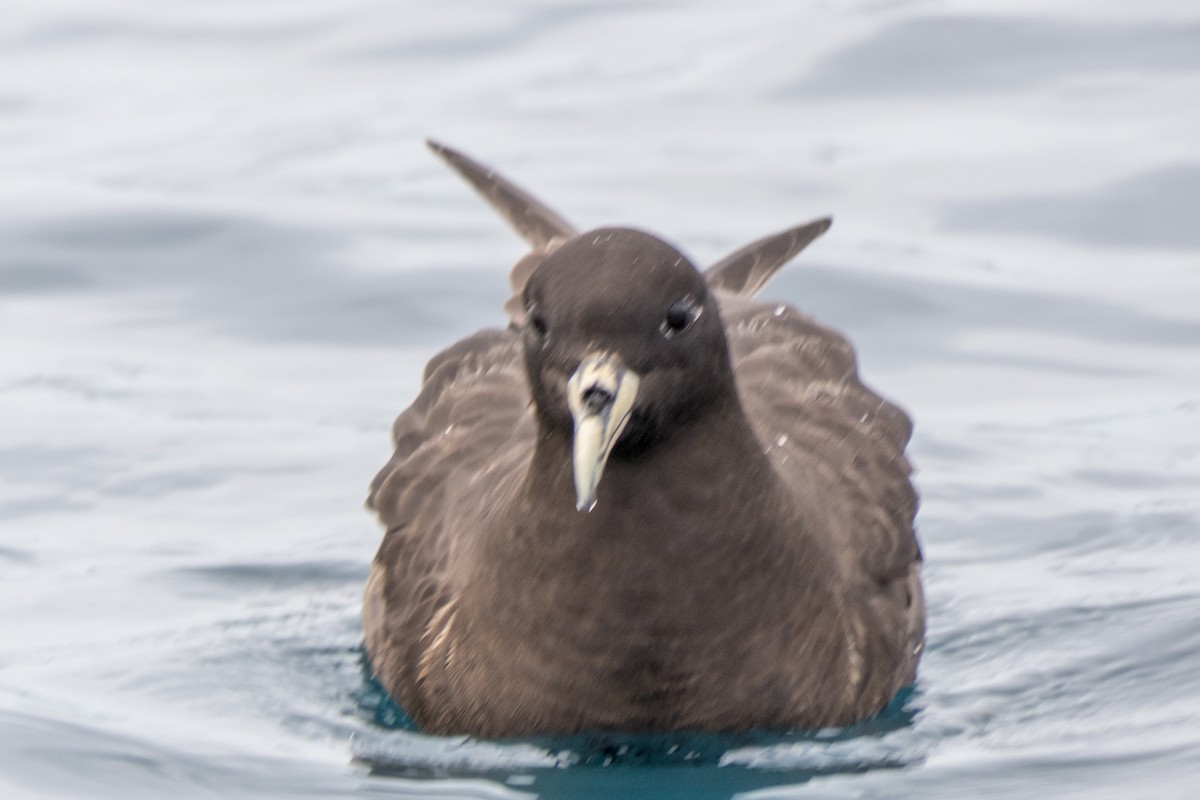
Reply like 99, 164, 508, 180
364, 144, 923, 738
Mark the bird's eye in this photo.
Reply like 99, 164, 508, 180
661, 299, 698, 338
526, 307, 548, 338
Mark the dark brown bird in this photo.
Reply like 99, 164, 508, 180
364, 141, 923, 738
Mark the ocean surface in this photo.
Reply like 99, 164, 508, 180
2, 1, 1198, 798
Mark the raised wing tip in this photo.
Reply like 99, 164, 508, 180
426, 138, 458, 158
426, 139, 473, 170
704, 215, 836, 297
422, 139, 577, 252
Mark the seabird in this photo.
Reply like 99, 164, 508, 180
363, 141, 924, 738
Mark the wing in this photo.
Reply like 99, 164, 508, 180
426, 140, 577, 327
719, 293, 923, 706
426, 140, 576, 252
366, 142, 567, 717
363, 328, 533, 720
704, 218, 832, 297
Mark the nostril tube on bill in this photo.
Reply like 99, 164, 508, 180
581, 385, 615, 414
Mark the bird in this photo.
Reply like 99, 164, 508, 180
363, 141, 923, 739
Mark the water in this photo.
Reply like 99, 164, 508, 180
2, 1, 1198, 797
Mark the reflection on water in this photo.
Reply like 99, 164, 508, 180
2, 1, 1198, 798
354, 671, 923, 800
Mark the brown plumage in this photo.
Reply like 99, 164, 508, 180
363, 141, 923, 738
